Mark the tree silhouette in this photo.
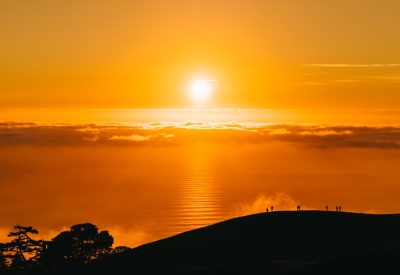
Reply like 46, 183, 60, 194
4, 225, 45, 271
112, 246, 131, 254
0, 243, 7, 271
42, 223, 113, 270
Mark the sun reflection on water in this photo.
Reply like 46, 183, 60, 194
172, 146, 224, 234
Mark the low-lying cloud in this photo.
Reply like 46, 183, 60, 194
232, 193, 300, 217
1, 122, 400, 149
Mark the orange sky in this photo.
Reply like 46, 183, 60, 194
1, 0, 400, 112
1, 1, 400, 248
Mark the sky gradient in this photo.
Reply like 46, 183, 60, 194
1, 0, 400, 110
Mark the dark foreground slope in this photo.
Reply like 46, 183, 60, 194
90, 211, 400, 274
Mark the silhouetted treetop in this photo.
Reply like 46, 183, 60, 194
6, 226, 44, 258
42, 223, 113, 269
0, 223, 128, 274
112, 246, 131, 254
1, 225, 45, 272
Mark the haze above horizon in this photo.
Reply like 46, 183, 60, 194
1, 0, 400, 248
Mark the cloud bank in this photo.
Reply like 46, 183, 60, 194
1, 122, 400, 149
232, 193, 300, 217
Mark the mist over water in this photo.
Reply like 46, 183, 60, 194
1, 140, 400, 247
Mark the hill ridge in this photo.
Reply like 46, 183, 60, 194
89, 211, 400, 274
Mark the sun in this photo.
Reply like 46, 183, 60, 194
189, 79, 213, 104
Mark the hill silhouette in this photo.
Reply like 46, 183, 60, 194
84, 211, 400, 274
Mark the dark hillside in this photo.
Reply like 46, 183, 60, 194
87, 211, 400, 274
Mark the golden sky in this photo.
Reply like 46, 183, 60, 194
1, 0, 400, 111
1, 1, 400, 247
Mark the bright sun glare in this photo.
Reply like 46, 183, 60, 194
189, 79, 212, 103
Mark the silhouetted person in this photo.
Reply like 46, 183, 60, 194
336, 206, 338, 212
326, 205, 328, 211
297, 205, 301, 211
266, 208, 269, 213
271, 206, 274, 212
339, 206, 342, 212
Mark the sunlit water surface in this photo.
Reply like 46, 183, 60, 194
1, 143, 400, 246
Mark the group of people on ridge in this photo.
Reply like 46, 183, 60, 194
265, 205, 343, 212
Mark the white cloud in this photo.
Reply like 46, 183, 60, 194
109, 134, 151, 142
